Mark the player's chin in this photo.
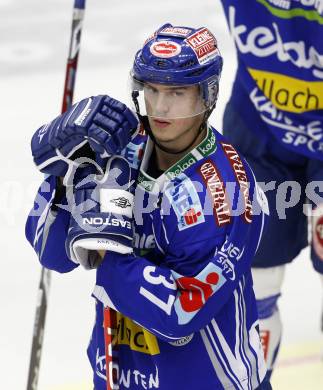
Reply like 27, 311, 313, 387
151, 131, 174, 143
150, 124, 173, 138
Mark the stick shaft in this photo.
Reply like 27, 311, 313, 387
104, 308, 119, 390
62, 0, 86, 113
26, 2, 86, 389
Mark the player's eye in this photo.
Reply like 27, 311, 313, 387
145, 84, 158, 94
172, 90, 184, 97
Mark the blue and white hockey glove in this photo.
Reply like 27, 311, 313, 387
31, 95, 139, 176
65, 156, 134, 269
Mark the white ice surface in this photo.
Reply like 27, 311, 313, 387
0, 1, 321, 389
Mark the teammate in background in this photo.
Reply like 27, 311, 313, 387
219, 0, 323, 378
26, 24, 271, 389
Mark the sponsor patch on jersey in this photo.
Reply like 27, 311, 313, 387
166, 154, 197, 180
169, 334, 194, 347
134, 232, 155, 251
137, 170, 158, 193
248, 68, 323, 113
198, 159, 231, 227
249, 86, 323, 156
260, 0, 291, 10
196, 128, 217, 157
116, 313, 160, 355
164, 174, 205, 231
159, 26, 192, 37
312, 204, 323, 261
260, 330, 270, 361
172, 262, 226, 324
185, 27, 218, 65
214, 237, 245, 281
164, 128, 216, 181
257, 0, 323, 15
94, 348, 160, 386
221, 142, 253, 223
150, 40, 181, 58
122, 142, 145, 169
230, 6, 323, 79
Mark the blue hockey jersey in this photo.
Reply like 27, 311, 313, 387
221, 0, 323, 160
26, 125, 269, 390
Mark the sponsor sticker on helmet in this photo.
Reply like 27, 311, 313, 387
150, 40, 181, 58
144, 31, 157, 45
186, 27, 218, 65
159, 27, 192, 38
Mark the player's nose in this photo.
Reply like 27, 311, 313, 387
154, 92, 170, 116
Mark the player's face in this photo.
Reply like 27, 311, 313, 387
144, 82, 205, 152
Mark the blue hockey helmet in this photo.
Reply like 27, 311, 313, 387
130, 23, 223, 119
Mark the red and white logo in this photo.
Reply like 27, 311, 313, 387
159, 27, 192, 38
260, 330, 270, 361
176, 272, 220, 313
173, 262, 225, 324
150, 41, 181, 58
183, 208, 202, 226
186, 28, 218, 65
313, 206, 323, 261
316, 217, 323, 245
199, 160, 231, 227
221, 142, 253, 224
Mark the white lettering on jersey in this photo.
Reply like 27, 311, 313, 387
229, 6, 323, 79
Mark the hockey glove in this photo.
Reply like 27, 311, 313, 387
87, 95, 139, 158
31, 95, 138, 176
65, 156, 134, 269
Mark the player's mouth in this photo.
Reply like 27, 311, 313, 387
152, 118, 172, 128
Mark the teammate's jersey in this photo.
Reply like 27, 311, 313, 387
221, 0, 323, 161
26, 126, 269, 390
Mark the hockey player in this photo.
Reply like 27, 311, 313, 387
220, 0, 323, 378
26, 24, 271, 389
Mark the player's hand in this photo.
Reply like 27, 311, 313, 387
31, 95, 138, 177
65, 156, 134, 269
87, 95, 139, 158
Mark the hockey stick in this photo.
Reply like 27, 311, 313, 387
104, 307, 119, 390
26, 1, 86, 389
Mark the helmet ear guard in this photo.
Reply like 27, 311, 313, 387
202, 77, 219, 107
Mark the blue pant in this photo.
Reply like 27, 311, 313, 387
223, 100, 323, 273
